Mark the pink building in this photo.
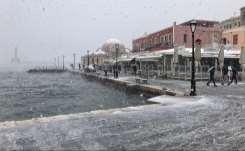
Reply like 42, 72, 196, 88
132, 20, 222, 53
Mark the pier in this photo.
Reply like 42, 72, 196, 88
27, 68, 67, 73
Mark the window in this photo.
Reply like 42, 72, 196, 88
169, 35, 172, 42
183, 34, 187, 43
169, 35, 172, 45
233, 35, 238, 45
154, 37, 158, 44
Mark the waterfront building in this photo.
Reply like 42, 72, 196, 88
128, 19, 223, 79
221, 7, 245, 49
101, 38, 126, 60
81, 38, 127, 68
132, 20, 221, 53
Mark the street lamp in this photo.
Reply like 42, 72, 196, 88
87, 50, 90, 67
115, 44, 119, 78
73, 53, 76, 70
190, 20, 197, 96
62, 55, 65, 70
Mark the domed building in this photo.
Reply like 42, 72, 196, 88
101, 38, 126, 59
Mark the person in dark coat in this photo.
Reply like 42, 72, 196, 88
79, 63, 81, 70
207, 66, 217, 87
113, 64, 116, 78
228, 66, 238, 85
133, 64, 137, 76
221, 65, 228, 85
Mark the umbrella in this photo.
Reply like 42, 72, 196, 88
207, 66, 215, 72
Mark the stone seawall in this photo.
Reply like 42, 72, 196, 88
75, 71, 177, 96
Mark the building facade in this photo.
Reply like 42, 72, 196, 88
132, 20, 221, 53
221, 7, 245, 49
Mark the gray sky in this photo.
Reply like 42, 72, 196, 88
0, 0, 245, 64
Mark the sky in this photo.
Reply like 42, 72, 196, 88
0, 0, 245, 65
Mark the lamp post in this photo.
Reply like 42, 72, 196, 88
54, 57, 57, 69
73, 53, 76, 70
57, 56, 60, 69
190, 20, 197, 96
87, 50, 90, 67
62, 55, 65, 70
115, 44, 119, 78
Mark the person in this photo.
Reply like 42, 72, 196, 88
227, 65, 232, 82
207, 66, 217, 87
104, 64, 108, 77
133, 64, 137, 77
221, 65, 228, 85
113, 64, 116, 78
79, 63, 81, 70
228, 66, 238, 85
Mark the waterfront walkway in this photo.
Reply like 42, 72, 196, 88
77, 70, 244, 96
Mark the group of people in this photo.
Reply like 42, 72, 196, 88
207, 65, 238, 87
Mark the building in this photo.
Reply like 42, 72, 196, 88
101, 38, 126, 59
221, 7, 245, 49
81, 38, 127, 68
132, 20, 221, 53
81, 49, 106, 67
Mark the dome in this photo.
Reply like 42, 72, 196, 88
104, 38, 122, 45
94, 49, 106, 55
101, 38, 126, 58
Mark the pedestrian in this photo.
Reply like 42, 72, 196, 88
79, 63, 81, 70
221, 65, 228, 85
113, 64, 116, 78
228, 66, 238, 85
104, 64, 108, 77
228, 65, 232, 82
207, 66, 217, 87
133, 64, 137, 77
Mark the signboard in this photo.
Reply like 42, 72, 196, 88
195, 43, 201, 62
240, 47, 245, 64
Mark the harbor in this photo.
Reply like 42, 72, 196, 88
1, 0, 245, 150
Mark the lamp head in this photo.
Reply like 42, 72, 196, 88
190, 20, 197, 33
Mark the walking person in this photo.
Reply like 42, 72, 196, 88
221, 65, 228, 85
228, 66, 238, 86
105, 64, 109, 77
79, 63, 81, 70
207, 66, 217, 87
133, 64, 137, 77
227, 65, 232, 82
113, 64, 117, 78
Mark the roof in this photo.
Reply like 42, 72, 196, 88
94, 49, 106, 55
104, 38, 122, 45
118, 47, 241, 62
